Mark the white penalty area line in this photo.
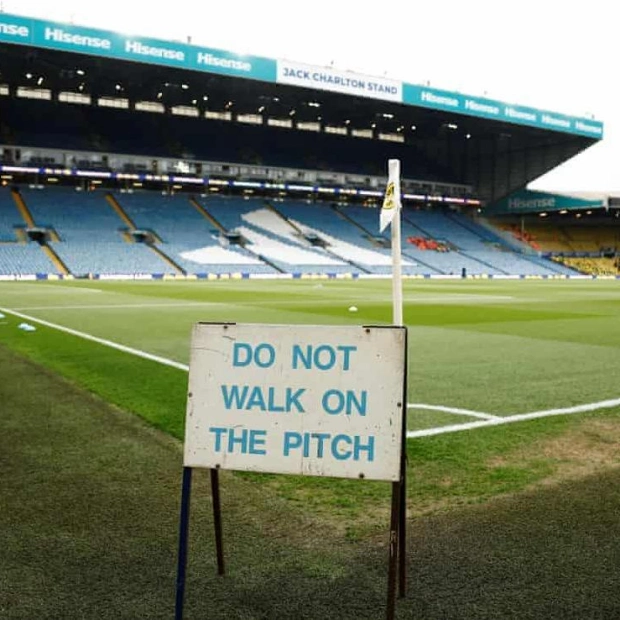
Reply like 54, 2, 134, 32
408, 403, 500, 421
2, 306, 620, 440
407, 398, 620, 439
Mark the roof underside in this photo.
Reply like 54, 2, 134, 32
0, 43, 599, 203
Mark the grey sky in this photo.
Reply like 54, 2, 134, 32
4, 0, 616, 192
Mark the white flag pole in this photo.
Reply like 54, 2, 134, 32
388, 159, 403, 326
391, 207, 403, 326
383, 159, 407, 610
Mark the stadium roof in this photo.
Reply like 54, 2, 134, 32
0, 12, 605, 203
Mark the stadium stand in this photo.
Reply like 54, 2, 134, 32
489, 214, 620, 275
1, 98, 459, 183
267, 199, 407, 274
0, 65, 604, 279
0, 9, 607, 285
14, 187, 174, 275
0, 243, 57, 275
193, 196, 365, 274
554, 257, 618, 275
0, 13, 611, 280
114, 192, 276, 275
495, 219, 619, 254
0, 186, 584, 277
198, 197, 439, 275
560, 225, 619, 253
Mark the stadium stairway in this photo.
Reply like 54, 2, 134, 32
195, 196, 356, 274
273, 200, 431, 275
41, 244, 71, 275
11, 187, 189, 276
525, 253, 578, 276
10, 188, 69, 275
188, 197, 227, 233
557, 226, 579, 251
104, 193, 137, 230
335, 204, 445, 274
0, 189, 21, 243
332, 206, 387, 250
239, 214, 351, 274
439, 212, 511, 274
149, 244, 187, 275
401, 213, 436, 240
108, 193, 186, 275
115, 193, 275, 276
252, 202, 395, 274
265, 201, 305, 237
10, 188, 36, 228
458, 250, 509, 275
401, 252, 443, 275
189, 197, 285, 273
445, 211, 501, 245
265, 201, 371, 274
7, 185, 598, 278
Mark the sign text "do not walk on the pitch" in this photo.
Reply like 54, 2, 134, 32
184, 324, 406, 481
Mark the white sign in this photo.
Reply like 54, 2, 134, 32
184, 324, 406, 481
277, 61, 402, 103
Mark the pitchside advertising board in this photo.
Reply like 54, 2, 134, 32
184, 323, 407, 481
0, 12, 604, 139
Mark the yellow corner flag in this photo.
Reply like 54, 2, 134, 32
380, 159, 402, 233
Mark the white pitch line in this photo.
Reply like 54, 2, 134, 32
0, 307, 190, 372
408, 403, 500, 420
407, 398, 620, 439
2, 306, 619, 440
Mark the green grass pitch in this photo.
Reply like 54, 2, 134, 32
2, 278, 620, 419
2, 278, 620, 618
1, 277, 619, 522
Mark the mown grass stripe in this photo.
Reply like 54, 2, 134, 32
0, 306, 190, 372
3, 304, 620, 440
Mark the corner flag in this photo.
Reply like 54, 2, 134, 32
380, 159, 402, 233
